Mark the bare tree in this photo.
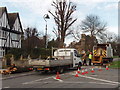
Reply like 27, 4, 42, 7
106, 32, 117, 43
49, 0, 77, 47
98, 31, 118, 43
71, 26, 82, 41
24, 27, 41, 39
81, 14, 107, 37
80, 14, 107, 49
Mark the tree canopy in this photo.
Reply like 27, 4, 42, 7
81, 14, 107, 37
49, 0, 77, 47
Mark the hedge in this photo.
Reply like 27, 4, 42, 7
7, 48, 52, 60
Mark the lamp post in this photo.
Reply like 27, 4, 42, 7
43, 14, 50, 49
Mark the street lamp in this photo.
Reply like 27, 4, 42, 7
43, 14, 50, 49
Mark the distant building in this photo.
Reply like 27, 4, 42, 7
0, 7, 23, 58
22, 36, 45, 49
68, 34, 98, 53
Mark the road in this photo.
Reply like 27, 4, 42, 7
1, 65, 119, 89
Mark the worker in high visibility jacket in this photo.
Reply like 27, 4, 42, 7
88, 52, 92, 66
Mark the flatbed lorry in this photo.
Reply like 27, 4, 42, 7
29, 48, 82, 73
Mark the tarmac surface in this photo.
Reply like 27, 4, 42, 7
1, 65, 119, 89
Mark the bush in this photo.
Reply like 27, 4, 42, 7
7, 48, 52, 60
5, 54, 13, 59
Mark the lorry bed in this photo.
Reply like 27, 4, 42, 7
30, 59, 73, 67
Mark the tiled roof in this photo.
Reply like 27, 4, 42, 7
0, 7, 6, 18
8, 13, 18, 29
0, 7, 23, 33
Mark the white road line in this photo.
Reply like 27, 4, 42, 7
22, 73, 66, 85
61, 82, 117, 85
3, 86, 10, 88
53, 78, 63, 82
22, 81, 117, 86
22, 76, 54, 84
22, 70, 119, 86
79, 75, 119, 84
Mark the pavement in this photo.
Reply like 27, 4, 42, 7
1, 65, 119, 89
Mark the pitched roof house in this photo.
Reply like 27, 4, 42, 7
0, 7, 23, 58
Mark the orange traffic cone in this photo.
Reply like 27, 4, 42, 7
77, 68, 80, 74
98, 67, 102, 71
56, 72, 61, 79
85, 69, 88, 74
91, 67, 94, 73
81, 69, 85, 75
75, 71, 79, 77
84, 69, 86, 74
106, 66, 109, 70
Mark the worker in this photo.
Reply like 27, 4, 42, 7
82, 52, 87, 66
88, 52, 93, 66
78, 61, 82, 69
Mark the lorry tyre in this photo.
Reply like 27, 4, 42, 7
101, 63, 103, 66
44, 71, 49, 73
59, 68, 64, 74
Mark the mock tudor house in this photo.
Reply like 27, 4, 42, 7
0, 7, 23, 58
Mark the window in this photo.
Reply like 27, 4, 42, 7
0, 48, 5, 57
2, 31, 7, 38
74, 50, 79, 57
12, 33, 18, 40
17, 35, 19, 40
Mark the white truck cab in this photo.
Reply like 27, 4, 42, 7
54, 48, 82, 67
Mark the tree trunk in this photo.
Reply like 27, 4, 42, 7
59, 32, 65, 48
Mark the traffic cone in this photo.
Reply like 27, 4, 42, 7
77, 68, 80, 74
56, 72, 61, 79
85, 69, 88, 74
106, 66, 109, 70
91, 67, 94, 73
84, 69, 86, 74
81, 69, 85, 75
98, 67, 102, 71
75, 71, 79, 77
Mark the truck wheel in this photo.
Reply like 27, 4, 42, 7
101, 63, 103, 66
59, 68, 64, 74
44, 71, 49, 73
93, 63, 95, 65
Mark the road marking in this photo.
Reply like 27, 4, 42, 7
53, 78, 63, 82
3, 86, 10, 88
79, 75, 119, 85
22, 73, 66, 85
22, 81, 117, 86
22, 69, 118, 86
22, 76, 54, 84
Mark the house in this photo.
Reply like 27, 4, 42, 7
68, 34, 98, 53
22, 36, 45, 49
0, 7, 23, 58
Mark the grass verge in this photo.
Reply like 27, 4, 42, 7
109, 60, 120, 69
113, 56, 119, 58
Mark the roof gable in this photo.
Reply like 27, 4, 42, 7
0, 7, 8, 19
8, 13, 17, 29
0, 7, 23, 33
8, 13, 23, 33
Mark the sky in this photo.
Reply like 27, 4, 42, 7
0, 0, 119, 45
